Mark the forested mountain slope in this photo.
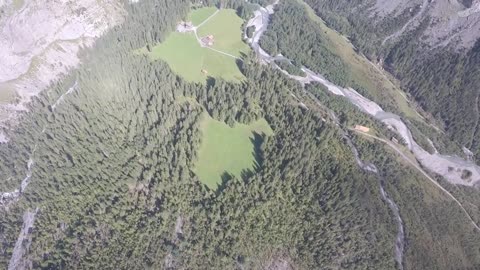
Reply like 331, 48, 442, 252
0, 0, 392, 268
0, 0, 480, 269
302, 0, 480, 161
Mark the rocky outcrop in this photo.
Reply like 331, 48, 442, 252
0, 0, 125, 142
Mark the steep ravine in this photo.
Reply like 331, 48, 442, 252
8, 208, 39, 270
0, 81, 78, 208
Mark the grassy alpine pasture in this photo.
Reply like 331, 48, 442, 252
146, 7, 249, 83
148, 33, 245, 82
197, 9, 250, 57
195, 114, 273, 190
188, 6, 217, 25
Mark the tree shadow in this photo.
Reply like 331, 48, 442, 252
236, 52, 249, 73
250, 131, 265, 171
206, 76, 216, 88
216, 171, 235, 195
215, 132, 266, 194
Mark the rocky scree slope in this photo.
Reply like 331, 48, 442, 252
0, 0, 125, 143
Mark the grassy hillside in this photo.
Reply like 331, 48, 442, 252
145, 7, 248, 83
197, 9, 250, 57
195, 114, 273, 189
188, 6, 217, 25
147, 32, 244, 82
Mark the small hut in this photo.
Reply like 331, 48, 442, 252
354, 125, 370, 133
201, 35, 214, 46
177, 21, 194, 33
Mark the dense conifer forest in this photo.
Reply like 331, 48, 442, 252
1, 0, 480, 269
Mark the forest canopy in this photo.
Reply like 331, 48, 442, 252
1, 0, 480, 269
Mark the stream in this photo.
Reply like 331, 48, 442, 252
337, 111, 405, 269
247, 0, 480, 265
8, 208, 38, 270
1, 81, 78, 208
246, 1, 404, 267
246, 0, 480, 188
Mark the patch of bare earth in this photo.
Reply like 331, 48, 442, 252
262, 253, 295, 270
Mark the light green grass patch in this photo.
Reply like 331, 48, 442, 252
144, 8, 249, 83
188, 6, 217, 25
195, 114, 273, 190
197, 9, 250, 57
147, 32, 245, 82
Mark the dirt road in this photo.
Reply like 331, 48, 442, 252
352, 129, 480, 231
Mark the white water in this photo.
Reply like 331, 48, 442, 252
1, 81, 78, 207
340, 116, 405, 268
247, 0, 480, 263
245, 2, 410, 267
0, 146, 36, 207
51, 81, 78, 111
247, 4, 406, 262
379, 176, 405, 270
8, 208, 38, 270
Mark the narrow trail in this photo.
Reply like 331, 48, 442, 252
353, 129, 480, 231
249, 0, 480, 232
192, 9, 239, 60
205, 46, 239, 59
195, 9, 219, 29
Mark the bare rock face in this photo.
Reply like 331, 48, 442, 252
0, 0, 125, 142
373, 0, 480, 49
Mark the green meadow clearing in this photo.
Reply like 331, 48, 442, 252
195, 114, 273, 190
146, 7, 249, 83
188, 6, 217, 25
197, 9, 250, 57
148, 33, 245, 82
